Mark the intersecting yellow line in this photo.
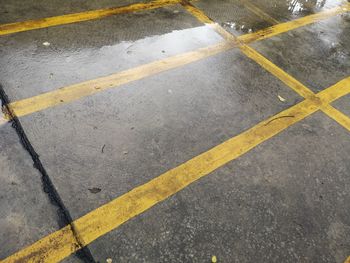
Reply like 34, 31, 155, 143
0, 0, 181, 36
3, 3, 349, 121
2, 76, 349, 263
183, 1, 350, 132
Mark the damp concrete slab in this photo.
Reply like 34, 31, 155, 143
251, 0, 347, 22
87, 112, 350, 263
13, 48, 302, 221
192, 0, 271, 35
0, 121, 81, 262
251, 15, 350, 93
0, 0, 159, 23
332, 94, 350, 117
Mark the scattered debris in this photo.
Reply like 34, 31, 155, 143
101, 144, 106, 153
173, 10, 179, 13
131, 127, 135, 130
278, 95, 286, 102
49, 73, 54, 79
212, 255, 217, 263
106, 258, 113, 263
162, 50, 165, 53
264, 115, 295, 126
88, 187, 101, 194
123, 151, 128, 155
42, 41, 50, 46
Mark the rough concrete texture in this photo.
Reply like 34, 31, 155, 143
0, 0, 350, 262
251, 15, 350, 93
0, 121, 81, 262
89, 112, 350, 263
332, 94, 350, 117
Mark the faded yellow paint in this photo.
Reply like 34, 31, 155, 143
239, 3, 350, 44
0, 0, 180, 36
2, 77, 349, 263
344, 256, 350, 263
236, 0, 279, 25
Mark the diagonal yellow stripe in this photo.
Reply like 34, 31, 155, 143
2, 77, 350, 263
182, 1, 350, 133
6, 41, 234, 119
0, 0, 181, 36
235, 0, 280, 25
5, 3, 349, 120
239, 3, 350, 44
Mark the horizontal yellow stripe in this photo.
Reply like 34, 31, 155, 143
6, 4, 348, 119
0, 0, 180, 36
3, 77, 349, 263
239, 3, 350, 44
236, 0, 279, 25
6, 41, 234, 118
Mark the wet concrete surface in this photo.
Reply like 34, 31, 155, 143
0, 0, 350, 262
251, 15, 350, 93
0, 0, 154, 23
16, 48, 302, 220
0, 4, 210, 100
192, 0, 271, 35
0, 121, 81, 262
253, 0, 347, 22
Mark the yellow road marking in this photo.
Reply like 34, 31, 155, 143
183, 2, 350, 133
0, 0, 180, 36
5, 41, 234, 119
344, 256, 350, 263
236, 0, 280, 25
5, 2, 348, 120
3, 77, 350, 263
239, 3, 350, 44
322, 105, 350, 132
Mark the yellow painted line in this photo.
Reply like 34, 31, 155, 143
4, 3, 349, 119
238, 3, 350, 44
236, 0, 280, 25
322, 105, 350, 132
6, 41, 234, 118
0, 0, 180, 36
183, 2, 350, 134
3, 77, 350, 263
344, 256, 350, 263
180, 0, 212, 23
240, 44, 350, 132
238, 44, 314, 98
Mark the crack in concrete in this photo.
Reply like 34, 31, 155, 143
0, 85, 96, 263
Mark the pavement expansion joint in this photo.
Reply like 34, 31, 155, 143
0, 84, 96, 263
